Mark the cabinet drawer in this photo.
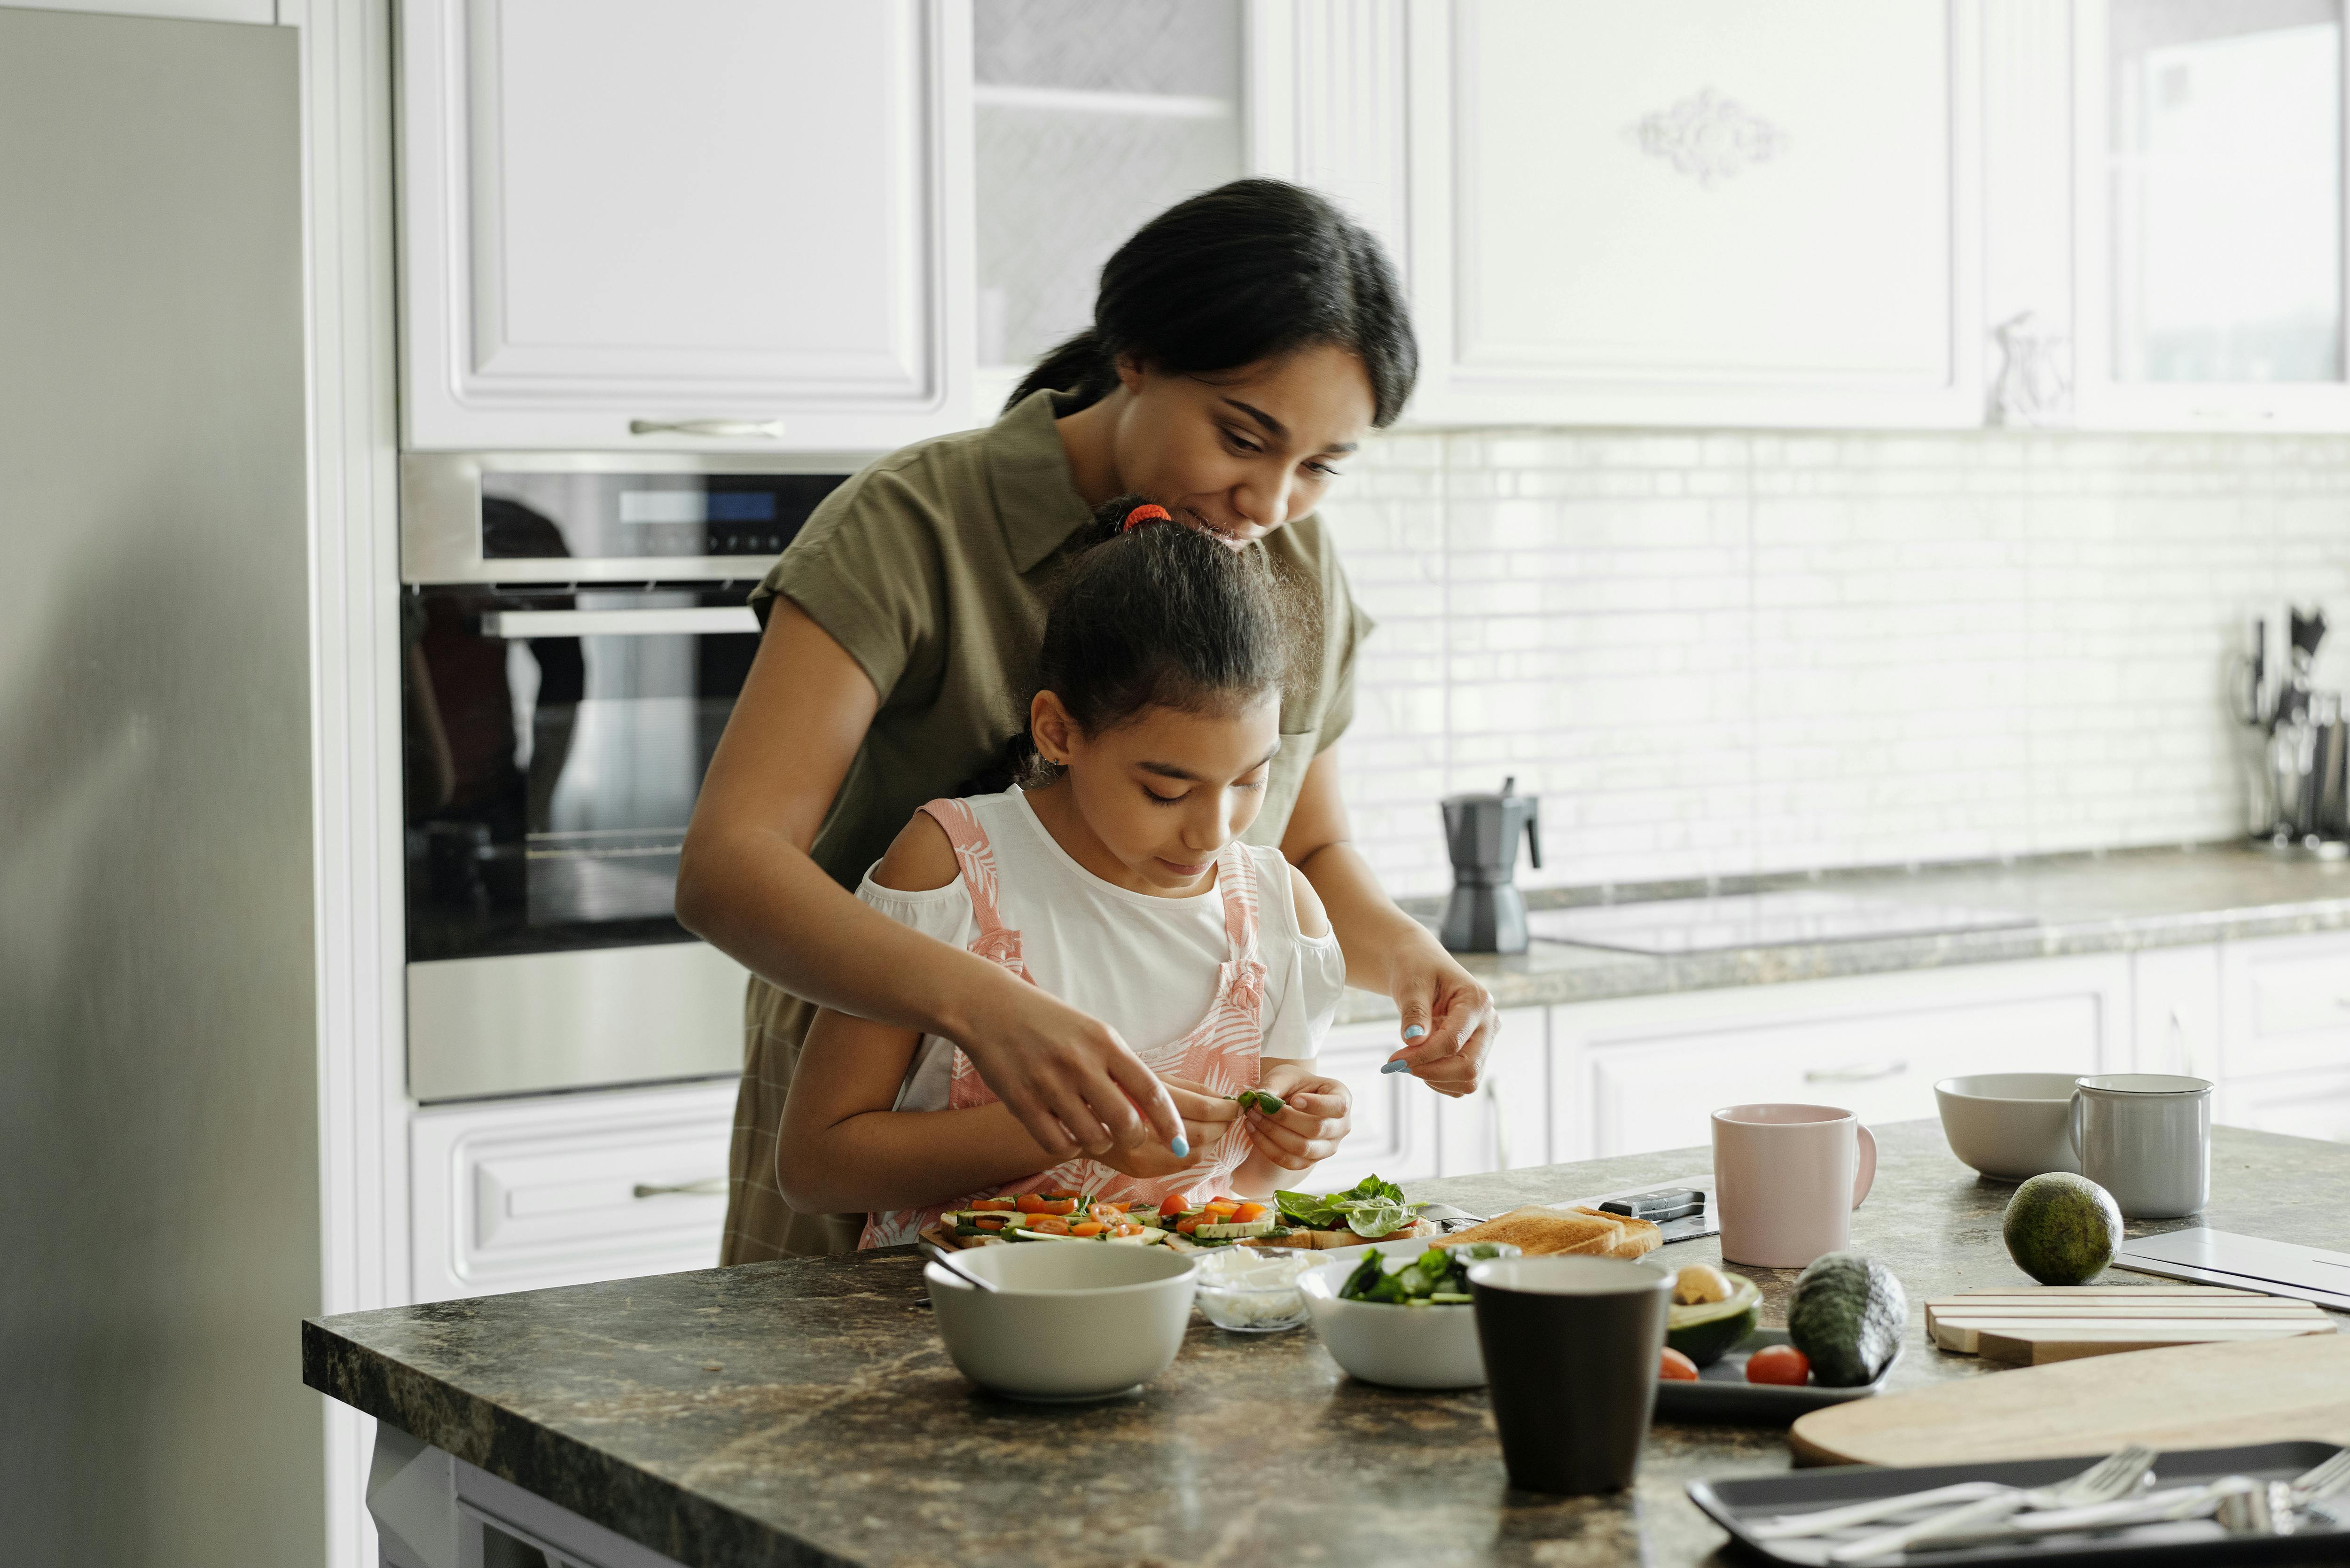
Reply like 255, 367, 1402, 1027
2225, 935, 2350, 1079
412, 1081, 737, 1303
1552, 958, 2127, 1162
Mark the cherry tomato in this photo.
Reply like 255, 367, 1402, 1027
1745, 1345, 1811, 1386
1175, 1217, 1200, 1235
1158, 1194, 1188, 1218
1069, 1222, 1105, 1238
1037, 1198, 1077, 1216
974, 1216, 1006, 1231
970, 1197, 1016, 1212
1027, 1215, 1071, 1235
1658, 1348, 1700, 1382
1014, 1194, 1046, 1214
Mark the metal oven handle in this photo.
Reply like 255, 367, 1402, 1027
478, 607, 760, 638
628, 418, 785, 439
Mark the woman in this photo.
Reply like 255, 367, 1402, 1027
677, 179, 1499, 1262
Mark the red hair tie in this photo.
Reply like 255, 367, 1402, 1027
1121, 503, 1171, 533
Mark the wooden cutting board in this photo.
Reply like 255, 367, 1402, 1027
1926, 1285, 2336, 1365
1791, 1334, 2350, 1467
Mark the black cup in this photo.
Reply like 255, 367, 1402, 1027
1467, 1256, 1674, 1495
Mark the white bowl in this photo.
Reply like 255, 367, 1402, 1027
925, 1243, 1197, 1402
1192, 1247, 1316, 1333
1299, 1254, 1489, 1389
1935, 1072, 2084, 1181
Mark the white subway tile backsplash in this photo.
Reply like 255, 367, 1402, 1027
1324, 427, 2350, 898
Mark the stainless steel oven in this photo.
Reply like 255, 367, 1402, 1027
401, 453, 854, 1100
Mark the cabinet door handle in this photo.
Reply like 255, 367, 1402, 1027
633, 1177, 728, 1199
628, 418, 785, 439
1804, 1060, 1908, 1084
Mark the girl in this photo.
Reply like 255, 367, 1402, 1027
682, 179, 1500, 1263
776, 500, 1348, 1238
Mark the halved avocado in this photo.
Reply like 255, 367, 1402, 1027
1666, 1273, 1762, 1368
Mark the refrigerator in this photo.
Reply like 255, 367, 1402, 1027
0, 8, 323, 1565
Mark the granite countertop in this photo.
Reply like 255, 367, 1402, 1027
306, 1121, 2350, 1568
1337, 843, 2350, 1023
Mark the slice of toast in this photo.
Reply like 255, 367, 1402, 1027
1438, 1204, 1661, 1259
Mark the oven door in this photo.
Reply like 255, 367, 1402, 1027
403, 581, 760, 1099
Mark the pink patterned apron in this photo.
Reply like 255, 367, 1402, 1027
861, 796, 1268, 1249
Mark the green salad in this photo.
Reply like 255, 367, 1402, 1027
1273, 1173, 1424, 1239
1337, 1242, 1513, 1306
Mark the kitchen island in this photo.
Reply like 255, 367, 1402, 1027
307, 1122, 2350, 1568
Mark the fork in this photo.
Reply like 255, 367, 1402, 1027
1825, 1445, 2159, 1564
2291, 1447, 2350, 1510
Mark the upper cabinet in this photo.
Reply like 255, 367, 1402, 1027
398, 0, 972, 452
1401, 0, 1982, 429
2074, 0, 2350, 429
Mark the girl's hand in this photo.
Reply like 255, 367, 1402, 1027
1093, 1078, 1238, 1181
1382, 941, 1498, 1099
1247, 1063, 1352, 1168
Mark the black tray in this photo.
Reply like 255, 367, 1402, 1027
1655, 1328, 1895, 1424
1689, 1441, 2348, 1566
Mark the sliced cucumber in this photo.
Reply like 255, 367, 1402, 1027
1194, 1217, 1277, 1239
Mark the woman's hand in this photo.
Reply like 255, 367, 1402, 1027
1248, 1062, 1352, 1169
1381, 939, 1498, 1099
950, 972, 1189, 1161
1091, 1077, 1238, 1181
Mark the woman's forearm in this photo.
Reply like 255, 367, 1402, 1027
780, 1097, 1053, 1215
677, 825, 1017, 1039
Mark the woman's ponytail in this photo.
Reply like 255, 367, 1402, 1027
1006, 329, 1114, 413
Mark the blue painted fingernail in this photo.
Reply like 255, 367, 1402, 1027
1403, 1025, 1427, 1041
1170, 1135, 1190, 1157
1381, 1060, 1410, 1075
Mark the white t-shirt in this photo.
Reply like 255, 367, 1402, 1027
857, 788, 1347, 1113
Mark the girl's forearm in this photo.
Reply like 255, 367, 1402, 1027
1297, 839, 1440, 992
780, 1100, 1055, 1215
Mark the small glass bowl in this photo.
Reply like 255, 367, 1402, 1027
1191, 1247, 1316, 1333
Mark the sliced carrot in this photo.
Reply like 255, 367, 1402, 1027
1232, 1202, 1267, 1223
1203, 1202, 1238, 1218
1069, 1221, 1105, 1237
1158, 1194, 1188, 1218
975, 1216, 1006, 1231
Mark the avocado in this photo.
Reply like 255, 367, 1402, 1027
1666, 1272, 1762, 1367
2003, 1172, 2123, 1285
1194, 1217, 1278, 1239
1787, 1252, 1907, 1387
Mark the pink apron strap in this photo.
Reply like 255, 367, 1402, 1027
916, 798, 1024, 970
1216, 839, 1263, 961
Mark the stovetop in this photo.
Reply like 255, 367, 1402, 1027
1524, 889, 2036, 956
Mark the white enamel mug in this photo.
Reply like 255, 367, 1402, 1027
1712, 1103, 1878, 1269
2068, 1073, 2211, 1219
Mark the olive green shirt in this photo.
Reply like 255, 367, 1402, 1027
722, 388, 1373, 1263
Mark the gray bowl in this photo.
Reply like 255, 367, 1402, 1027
1934, 1072, 2084, 1181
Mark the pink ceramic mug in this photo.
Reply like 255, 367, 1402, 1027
1711, 1103, 1877, 1269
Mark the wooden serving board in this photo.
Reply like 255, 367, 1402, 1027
1926, 1285, 2336, 1365
1791, 1334, 2350, 1467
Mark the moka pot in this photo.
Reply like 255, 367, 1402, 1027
1438, 777, 1542, 954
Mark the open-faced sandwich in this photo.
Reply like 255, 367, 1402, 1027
917, 1173, 1442, 1253
1434, 1203, 1661, 1259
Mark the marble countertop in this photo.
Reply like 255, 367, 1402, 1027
305, 1121, 2350, 1568
1337, 843, 2350, 1023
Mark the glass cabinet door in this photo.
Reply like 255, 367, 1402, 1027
972, 0, 1247, 393
2084, 0, 2350, 423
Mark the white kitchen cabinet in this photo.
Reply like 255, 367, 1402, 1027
2217, 1067, 2350, 1144
2130, 941, 2223, 1079
410, 1080, 736, 1303
1550, 956, 2128, 1162
398, 0, 972, 451
1308, 1017, 1440, 1190
2073, 0, 2350, 429
2217, 929, 2350, 1083
1401, 0, 1982, 429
